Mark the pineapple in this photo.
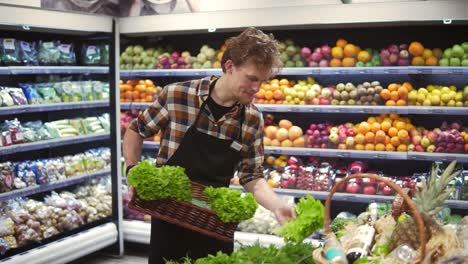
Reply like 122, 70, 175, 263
388, 160, 460, 252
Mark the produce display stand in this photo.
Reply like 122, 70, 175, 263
0, 5, 122, 262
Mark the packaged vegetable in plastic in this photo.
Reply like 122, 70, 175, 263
57, 43, 76, 65
0, 88, 14, 107
19, 41, 38, 66
36, 83, 61, 103
0, 38, 20, 65
4, 118, 24, 144
0, 162, 14, 193
15, 161, 37, 187
38, 41, 60, 65
55, 81, 74, 102
81, 44, 101, 65
7, 87, 28, 105
18, 83, 42, 104
81, 81, 94, 101
71, 81, 82, 102
3, 235, 17, 249
0, 238, 10, 255
0, 217, 15, 237
100, 44, 109, 65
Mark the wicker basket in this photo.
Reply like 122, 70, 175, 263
128, 181, 237, 242
312, 173, 426, 264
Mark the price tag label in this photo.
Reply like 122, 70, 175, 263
337, 152, 351, 158
3, 39, 15, 50
86, 46, 97, 55
58, 44, 71, 54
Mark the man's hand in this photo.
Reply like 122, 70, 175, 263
273, 203, 297, 225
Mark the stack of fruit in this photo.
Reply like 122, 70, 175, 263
356, 49, 381, 67
434, 121, 467, 153
330, 39, 362, 67
408, 41, 442, 66
278, 39, 304, 67
156, 51, 193, 69
287, 77, 323, 105
328, 123, 356, 150
439, 42, 468, 67
300, 45, 331, 67
192, 45, 219, 69
305, 122, 333, 149
331, 81, 383, 105
263, 119, 305, 148
407, 85, 466, 107
254, 78, 290, 104
119, 79, 162, 102
379, 43, 410, 66
379, 82, 412, 106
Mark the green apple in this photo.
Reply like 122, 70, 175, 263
441, 86, 451, 94
462, 59, 468, 67
462, 42, 468, 53
286, 46, 296, 56
443, 48, 452, 58
132, 56, 142, 64
125, 46, 134, 56
285, 61, 295, 67
365, 62, 374, 67
439, 58, 449, 66
455, 91, 463, 101
418, 88, 429, 96
133, 45, 144, 55
356, 61, 365, 67
451, 44, 464, 58
449, 57, 461, 66
455, 101, 463, 107
295, 61, 305, 67
423, 99, 432, 106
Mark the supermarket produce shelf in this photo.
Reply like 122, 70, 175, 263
0, 169, 110, 202
230, 186, 468, 209
142, 141, 161, 150
234, 231, 323, 249
407, 152, 468, 163
119, 67, 468, 77
7, 66, 108, 75
265, 147, 407, 160
0, 222, 117, 264
0, 101, 109, 115
121, 103, 468, 116
123, 219, 151, 244
0, 67, 9, 75
0, 133, 110, 155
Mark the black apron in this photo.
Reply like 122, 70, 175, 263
148, 86, 245, 264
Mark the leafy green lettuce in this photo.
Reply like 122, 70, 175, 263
204, 187, 257, 223
128, 161, 191, 202
278, 195, 324, 243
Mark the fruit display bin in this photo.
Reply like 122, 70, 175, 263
128, 181, 237, 242
312, 173, 427, 264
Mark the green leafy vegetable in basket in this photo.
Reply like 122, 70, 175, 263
204, 187, 257, 223
128, 161, 191, 202
278, 195, 324, 243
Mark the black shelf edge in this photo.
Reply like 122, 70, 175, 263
120, 102, 151, 110
264, 147, 408, 160
230, 185, 468, 209
119, 67, 468, 77
0, 133, 110, 155
407, 152, 468, 163
0, 169, 110, 202
7, 66, 109, 74
0, 101, 110, 115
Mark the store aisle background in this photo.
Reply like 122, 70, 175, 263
71, 244, 148, 264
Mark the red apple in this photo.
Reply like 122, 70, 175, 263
346, 182, 361, 194
382, 185, 394, 195
363, 186, 377, 195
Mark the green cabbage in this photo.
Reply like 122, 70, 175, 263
204, 187, 257, 223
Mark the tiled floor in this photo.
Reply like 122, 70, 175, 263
70, 244, 148, 264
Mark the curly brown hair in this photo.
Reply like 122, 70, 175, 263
221, 27, 282, 75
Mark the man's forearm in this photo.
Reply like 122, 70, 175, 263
123, 129, 144, 166
243, 178, 282, 212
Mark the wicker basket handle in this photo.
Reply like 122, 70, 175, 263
324, 173, 426, 262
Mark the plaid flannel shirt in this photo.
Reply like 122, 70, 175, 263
128, 76, 264, 185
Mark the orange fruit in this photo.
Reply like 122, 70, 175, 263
257, 89, 265, 99
146, 95, 153, 102
432, 48, 443, 58
385, 136, 391, 145
358, 122, 371, 134
402, 82, 413, 92
398, 129, 409, 141
342, 57, 356, 67
388, 83, 400, 92
390, 136, 401, 147
355, 134, 365, 144
396, 99, 407, 106
270, 79, 279, 85
371, 123, 381, 133
425, 56, 438, 66
375, 130, 386, 143
385, 100, 396, 106
390, 91, 400, 101
397, 144, 407, 152
408, 41, 424, 56
389, 113, 400, 120
397, 86, 408, 99
375, 143, 386, 151
264, 90, 273, 100
388, 127, 399, 137
257, 99, 265, 104
367, 117, 377, 124
422, 48, 432, 59
355, 144, 365, 151
343, 44, 357, 57
263, 84, 271, 91
330, 58, 342, 67
273, 89, 283, 100
381, 121, 392, 132
411, 56, 425, 66
132, 90, 140, 99
380, 89, 391, 100
365, 132, 375, 143
336, 38, 348, 48
145, 79, 154, 86
357, 50, 371, 62
268, 99, 276, 104
270, 83, 280, 91
331, 47, 344, 59
279, 79, 289, 86
365, 143, 375, 151
395, 121, 407, 131
386, 144, 395, 152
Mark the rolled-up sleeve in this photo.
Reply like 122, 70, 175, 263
127, 86, 170, 138
238, 114, 265, 186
